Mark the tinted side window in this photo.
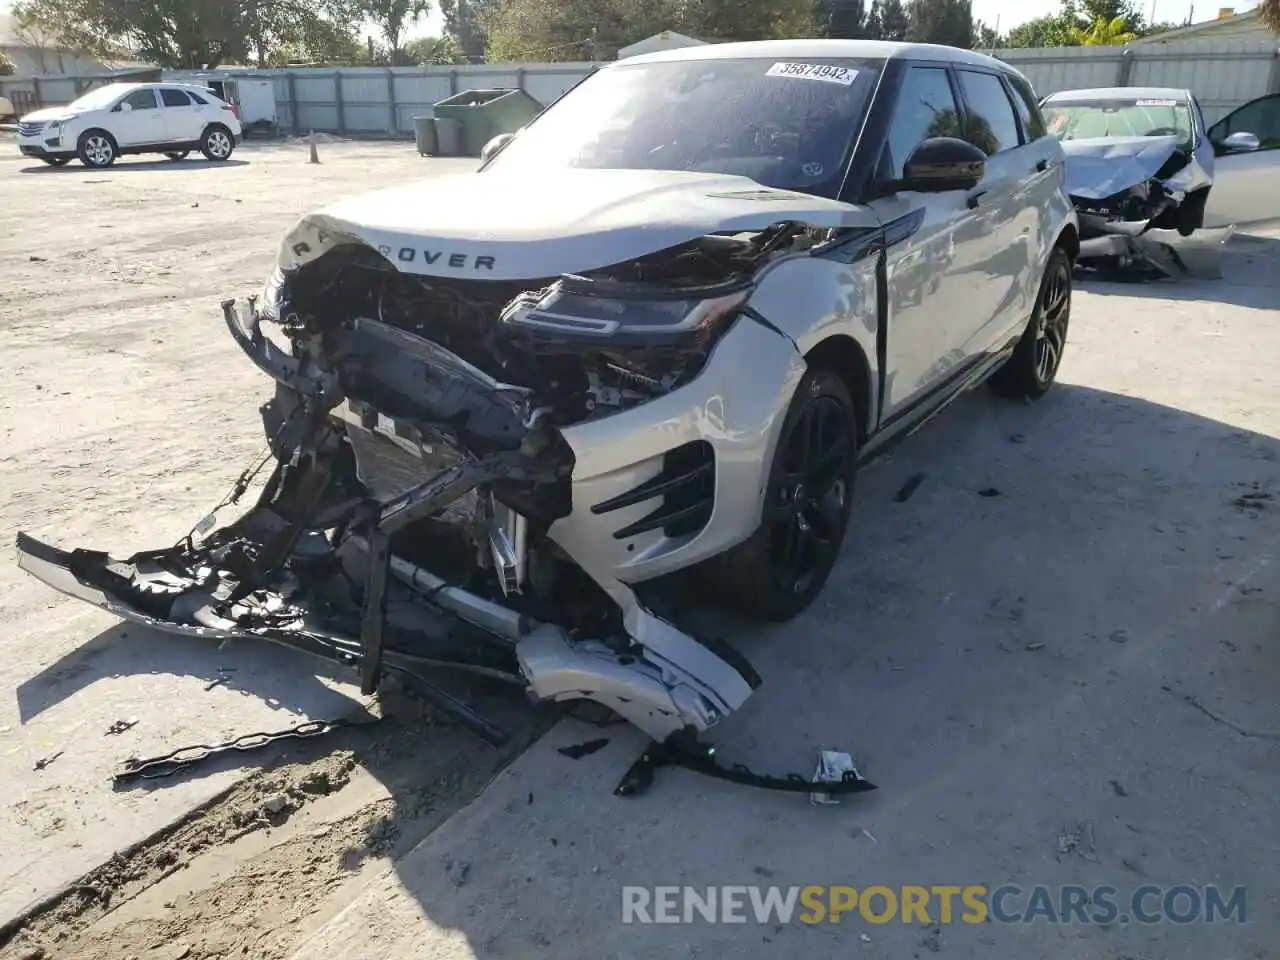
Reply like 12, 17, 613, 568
1007, 74, 1047, 140
1209, 94, 1280, 149
884, 66, 961, 179
123, 89, 158, 110
160, 88, 190, 107
957, 70, 1021, 155
187, 90, 209, 105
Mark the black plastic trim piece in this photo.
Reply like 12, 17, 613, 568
591, 461, 713, 515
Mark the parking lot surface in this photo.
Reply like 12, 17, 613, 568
1, 139, 1277, 959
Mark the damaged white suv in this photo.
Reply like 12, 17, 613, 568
18, 41, 1077, 749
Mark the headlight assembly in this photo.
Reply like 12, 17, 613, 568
500, 275, 752, 349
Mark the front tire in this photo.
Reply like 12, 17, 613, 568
1177, 187, 1210, 237
713, 368, 859, 622
200, 125, 235, 161
989, 246, 1071, 401
77, 130, 117, 168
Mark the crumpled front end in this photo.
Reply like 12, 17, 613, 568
15, 204, 855, 744
1062, 134, 1213, 276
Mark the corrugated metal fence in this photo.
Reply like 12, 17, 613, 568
4, 39, 1278, 132
998, 39, 1280, 124
166, 63, 599, 137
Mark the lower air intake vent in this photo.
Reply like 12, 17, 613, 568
591, 440, 715, 540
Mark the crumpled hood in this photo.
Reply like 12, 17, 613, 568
280, 168, 878, 280
17, 106, 77, 124
1060, 135, 1186, 200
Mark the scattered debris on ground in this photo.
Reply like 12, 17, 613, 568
0, 697, 549, 960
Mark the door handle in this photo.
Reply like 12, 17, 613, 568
966, 189, 987, 210
1035, 158, 1055, 172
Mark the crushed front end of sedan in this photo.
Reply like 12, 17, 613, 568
16, 162, 877, 753
1041, 88, 1214, 277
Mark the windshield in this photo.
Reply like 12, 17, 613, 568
1042, 97, 1193, 145
486, 57, 883, 198
67, 85, 127, 111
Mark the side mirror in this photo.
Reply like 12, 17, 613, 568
118, 102, 133, 113
480, 132, 515, 163
898, 137, 987, 192
1221, 130, 1260, 153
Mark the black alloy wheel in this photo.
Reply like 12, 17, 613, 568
990, 246, 1072, 400
715, 368, 859, 621
1034, 252, 1070, 386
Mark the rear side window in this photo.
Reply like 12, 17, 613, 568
187, 90, 209, 105
884, 66, 961, 179
957, 70, 1021, 155
1007, 75, 1048, 140
160, 89, 190, 107
122, 88, 158, 111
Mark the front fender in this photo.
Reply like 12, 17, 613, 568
746, 251, 880, 421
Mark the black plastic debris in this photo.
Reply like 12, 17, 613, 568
558, 738, 610, 760
105, 718, 139, 736
895, 473, 926, 503
978, 488, 1002, 498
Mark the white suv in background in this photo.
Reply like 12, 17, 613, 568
16, 82, 243, 168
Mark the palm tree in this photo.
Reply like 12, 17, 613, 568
1072, 15, 1136, 44
1260, 0, 1280, 33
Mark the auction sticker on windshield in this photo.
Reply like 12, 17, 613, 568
1136, 99, 1178, 107
766, 62, 857, 86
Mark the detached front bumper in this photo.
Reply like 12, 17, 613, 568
13, 298, 766, 745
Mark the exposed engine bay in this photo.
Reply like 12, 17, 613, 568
14, 218, 859, 787
271, 223, 820, 422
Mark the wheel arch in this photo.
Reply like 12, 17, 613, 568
804, 334, 872, 443
1054, 221, 1080, 263
78, 126, 119, 149
203, 120, 234, 135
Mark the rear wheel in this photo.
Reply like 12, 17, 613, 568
713, 368, 859, 621
39, 157, 72, 167
200, 125, 234, 161
77, 130, 117, 168
989, 247, 1071, 401
165, 150, 190, 161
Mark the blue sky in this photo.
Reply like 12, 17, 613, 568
1, 0, 1261, 46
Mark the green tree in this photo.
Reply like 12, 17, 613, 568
362, 0, 431, 61
815, 0, 868, 38
403, 34, 467, 62
1072, 14, 1136, 43
1004, 0, 1082, 46
907, 0, 974, 47
1259, 0, 1279, 33
481, 0, 813, 62
972, 18, 1001, 47
880, 0, 911, 39
439, 0, 496, 61
10, 0, 361, 68
1079, 0, 1143, 32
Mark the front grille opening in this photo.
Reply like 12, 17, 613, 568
592, 440, 715, 540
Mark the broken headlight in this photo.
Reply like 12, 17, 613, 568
500, 277, 751, 350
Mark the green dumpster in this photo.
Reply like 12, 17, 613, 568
431, 88, 543, 157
